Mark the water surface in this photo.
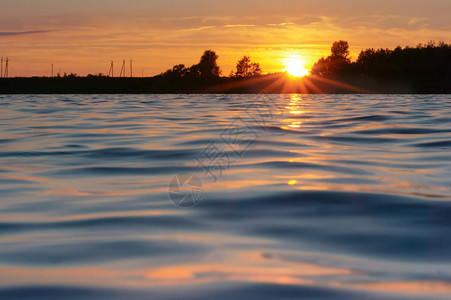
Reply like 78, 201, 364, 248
0, 94, 450, 299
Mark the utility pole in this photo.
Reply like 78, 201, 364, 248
130, 60, 133, 78
4, 58, 8, 78
108, 60, 114, 77
1, 57, 3, 78
51, 63, 54, 77
119, 59, 125, 77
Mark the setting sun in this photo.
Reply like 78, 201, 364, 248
284, 56, 310, 77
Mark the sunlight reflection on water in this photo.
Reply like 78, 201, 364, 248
0, 94, 450, 299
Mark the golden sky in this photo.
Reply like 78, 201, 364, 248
1, 0, 450, 77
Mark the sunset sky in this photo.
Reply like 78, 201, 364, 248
1, 0, 450, 77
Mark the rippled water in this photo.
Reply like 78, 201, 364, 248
0, 94, 450, 299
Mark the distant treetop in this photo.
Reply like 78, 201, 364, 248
198, 50, 221, 78
232, 56, 262, 78
160, 50, 221, 80
331, 40, 350, 61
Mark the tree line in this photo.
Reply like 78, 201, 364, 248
30, 41, 451, 90
160, 50, 262, 80
311, 40, 451, 82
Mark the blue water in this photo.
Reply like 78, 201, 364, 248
0, 94, 450, 299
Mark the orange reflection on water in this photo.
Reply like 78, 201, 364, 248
147, 264, 312, 286
3, 248, 449, 298
281, 94, 306, 130
43, 187, 159, 197
2, 174, 52, 182
146, 250, 351, 286
0, 266, 122, 287
0, 251, 355, 288
347, 280, 451, 296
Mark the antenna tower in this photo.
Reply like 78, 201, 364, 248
108, 60, 114, 77
119, 59, 126, 77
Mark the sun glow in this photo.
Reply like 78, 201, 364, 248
283, 55, 310, 77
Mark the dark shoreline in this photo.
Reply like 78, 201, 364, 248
0, 73, 449, 94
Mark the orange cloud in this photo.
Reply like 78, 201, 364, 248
1, 1, 450, 76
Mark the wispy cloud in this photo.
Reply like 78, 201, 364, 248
0, 30, 53, 37
224, 24, 256, 28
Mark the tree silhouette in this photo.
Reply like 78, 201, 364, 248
198, 50, 221, 78
172, 64, 187, 77
187, 64, 200, 78
234, 56, 262, 77
311, 41, 353, 76
311, 41, 350, 76
354, 41, 451, 83
160, 50, 221, 80
311, 57, 328, 76
331, 40, 350, 61
310, 40, 451, 92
